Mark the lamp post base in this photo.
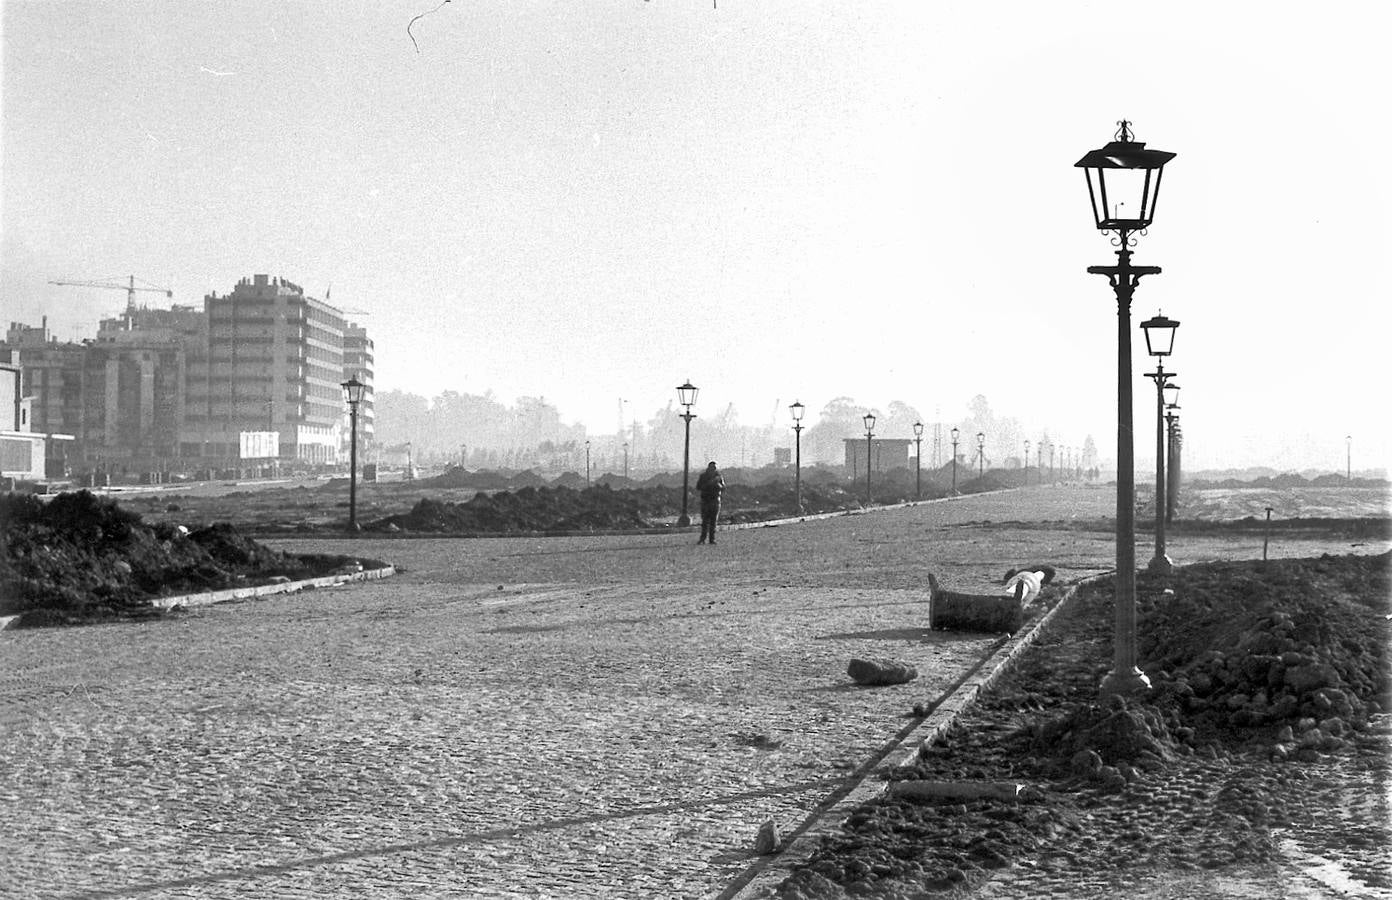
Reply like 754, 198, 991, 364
1147, 553, 1174, 574
1100, 667, 1152, 697
677, 515, 691, 527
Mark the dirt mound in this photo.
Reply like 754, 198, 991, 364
776, 552, 1392, 898
0, 491, 380, 625
378, 485, 660, 533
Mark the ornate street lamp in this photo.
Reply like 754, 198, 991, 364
1024, 439, 1031, 484
791, 401, 806, 513
341, 376, 366, 533
585, 440, 592, 487
1078, 120, 1176, 697
1142, 312, 1179, 574
950, 427, 960, 496
976, 432, 986, 482
676, 380, 698, 527
913, 421, 924, 500
863, 412, 876, 505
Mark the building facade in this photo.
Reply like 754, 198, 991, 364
2, 274, 374, 476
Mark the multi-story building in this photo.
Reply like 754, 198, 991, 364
343, 322, 375, 451
0, 349, 74, 482
4, 274, 374, 476
4, 318, 89, 453
198, 275, 357, 465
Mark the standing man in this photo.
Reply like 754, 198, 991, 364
696, 461, 725, 545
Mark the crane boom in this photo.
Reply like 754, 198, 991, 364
50, 275, 173, 313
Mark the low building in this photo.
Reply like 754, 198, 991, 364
843, 437, 914, 477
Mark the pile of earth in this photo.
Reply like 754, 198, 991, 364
367, 481, 919, 534
775, 551, 1391, 899
0, 491, 383, 627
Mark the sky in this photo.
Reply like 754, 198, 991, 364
2, 1, 1389, 473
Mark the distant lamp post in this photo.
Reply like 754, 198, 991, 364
791, 401, 806, 513
585, 440, 592, 487
950, 427, 960, 496
623, 441, 629, 481
676, 380, 698, 527
1164, 383, 1180, 523
863, 413, 876, 505
1078, 119, 1176, 697
1346, 434, 1353, 483
913, 421, 924, 500
1142, 311, 1180, 574
341, 376, 366, 533
976, 431, 986, 482
406, 441, 414, 481
1024, 439, 1031, 484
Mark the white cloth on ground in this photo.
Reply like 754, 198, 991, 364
1002, 570, 1045, 603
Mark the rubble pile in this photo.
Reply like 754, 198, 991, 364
0, 491, 377, 626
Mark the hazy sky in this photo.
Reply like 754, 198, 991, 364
2, 1, 1388, 472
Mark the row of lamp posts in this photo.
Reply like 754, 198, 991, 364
339, 121, 1188, 709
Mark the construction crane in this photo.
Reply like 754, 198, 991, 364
49, 275, 173, 314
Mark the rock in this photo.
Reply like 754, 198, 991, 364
1296, 717, 1319, 733
1285, 663, 1336, 695
1070, 749, 1103, 776
847, 657, 918, 686
1318, 716, 1345, 737
753, 819, 779, 855
268, 575, 291, 584
1275, 725, 1294, 742
113, 560, 132, 576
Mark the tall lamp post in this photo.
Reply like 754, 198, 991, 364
1346, 434, 1352, 482
676, 381, 698, 527
950, 427, 960, 496
1164, 383, 1180, 523
976, 432, 986, 482
1142, 312, 1180, 574
913, 421, 924, 500
863, 413, 876, 505
341, 377, 365, 533
1024, 439, 1031, 484
623, 442, 629, 481
790, 401, 805, 513
585, 440, 591, 487
1077, 120, 1176, 696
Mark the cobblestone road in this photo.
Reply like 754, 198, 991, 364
3, 487, 1384, 899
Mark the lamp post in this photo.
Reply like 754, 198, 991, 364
1049, 443, 1055, 483
1164, 383, 1180, 524
863, 412, 876, 505
913, 421, 924, 500
676, 381, 698, 527
976, 432, 985, 482
1078, 120, 1176, 696
1346, 434, 1352, 482
585, 440, 591, 487
406, 441, 414, 481
950, 427, 960, 496
623, 441, 629, 481
341, 376, 365, 532
1024, 439, 1031, 484
1142, 312, 1180, 574
791, 401, 805, 513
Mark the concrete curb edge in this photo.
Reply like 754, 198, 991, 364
0, 566, 397, 630
728, 572, 1103, 899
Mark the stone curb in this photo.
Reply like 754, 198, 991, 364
0, 566, 397, 630
726, 573, 1099, 900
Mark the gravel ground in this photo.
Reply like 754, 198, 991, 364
2, 486, 1386, 899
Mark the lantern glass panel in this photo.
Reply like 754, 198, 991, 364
863, 413, 876, 432
1141, 314, 1180, 357
676, 381, 698, 407
790, 401, 805, 422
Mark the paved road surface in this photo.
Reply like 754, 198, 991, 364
2, 487, 1382, 899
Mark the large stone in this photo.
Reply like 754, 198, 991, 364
847, 657, 918, 686
753, 819, 779, 855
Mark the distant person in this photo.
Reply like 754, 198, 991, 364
696, 461, 725, 545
